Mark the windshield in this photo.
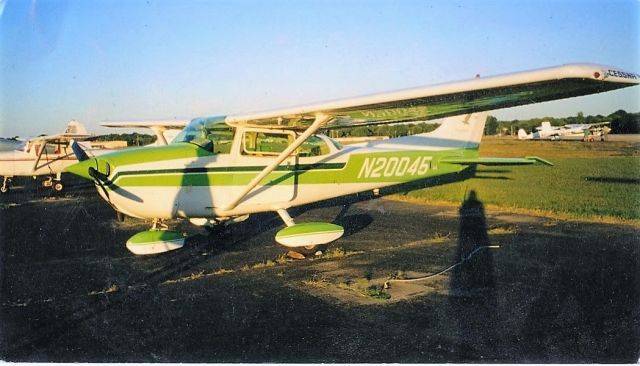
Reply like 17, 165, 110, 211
173, 116, 227, 143
172, 116, 235, 154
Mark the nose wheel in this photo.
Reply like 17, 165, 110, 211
0, 177, 10, 193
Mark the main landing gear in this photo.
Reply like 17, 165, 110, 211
125, 218, 186, 255
41, 176, 64, 192
274, 209, 344, 257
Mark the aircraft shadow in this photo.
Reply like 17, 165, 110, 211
582, 176, 640, 184
331, 203, 374, 238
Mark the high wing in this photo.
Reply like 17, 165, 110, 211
224, 63, 639, 129
28, 134, 94, 172
29, 120, 93, 144
29, 133, 94, 144
101, 120, 189, 145
564, 121, 611, 129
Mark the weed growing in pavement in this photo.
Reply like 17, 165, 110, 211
302, 274, 330, 288
426, 231, 451, 244
488, 226, 517, 235
251, 259, 276, 269
88, 284, 118, 296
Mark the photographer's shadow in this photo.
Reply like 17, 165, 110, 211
448, 190, 499, 360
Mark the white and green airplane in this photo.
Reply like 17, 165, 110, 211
66, 63, 639, 255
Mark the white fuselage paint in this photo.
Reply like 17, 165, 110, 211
97, 114, 485, 220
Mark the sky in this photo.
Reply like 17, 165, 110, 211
1, 0, 639, 137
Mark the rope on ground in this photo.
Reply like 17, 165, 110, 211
383, 245, 500, 289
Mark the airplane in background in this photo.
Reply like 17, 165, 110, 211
0, 120, 106, 193
518, 121, 611, 141
0, 120, 191, 194
66, 63, 639, 256
0, 137, 24, 152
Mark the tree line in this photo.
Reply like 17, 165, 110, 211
94, 132, 157, 146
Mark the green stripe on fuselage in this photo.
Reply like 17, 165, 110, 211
105, 148, 476, 188
102, 143, 213, 166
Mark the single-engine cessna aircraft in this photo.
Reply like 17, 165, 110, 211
0, 120, 189, 194
517, 121, 611, 140
0, 120, 107, 193
67, 63, 639, 255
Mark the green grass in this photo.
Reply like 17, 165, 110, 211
397, 137, 640, 222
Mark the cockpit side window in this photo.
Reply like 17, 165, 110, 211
243, 131, 293, 155
298, 135, 331, 157
208, 125, 235, 154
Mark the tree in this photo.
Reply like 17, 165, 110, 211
484, 115, 499, 135
609, 110, 639, 134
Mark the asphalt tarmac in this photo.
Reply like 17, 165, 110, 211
1, 185, 638, 362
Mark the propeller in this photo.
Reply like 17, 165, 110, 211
88, 166, 111, 202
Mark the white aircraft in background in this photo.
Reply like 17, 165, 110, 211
0, 120, 191, 194
66, 63, 639, 255
518, 121, 611, 141
0, 137, 24, 152
0, 121, 111, 193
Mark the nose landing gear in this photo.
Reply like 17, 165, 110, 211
41, 173, 64, 193
1, 177, 11, 193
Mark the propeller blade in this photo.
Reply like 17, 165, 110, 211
88, 166, 111, 202
70, 139, 90, 161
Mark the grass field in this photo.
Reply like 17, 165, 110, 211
397, 137, 640, 223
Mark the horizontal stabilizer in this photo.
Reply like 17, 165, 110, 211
440, 156, 553, 166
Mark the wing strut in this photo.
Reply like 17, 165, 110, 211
223, 113, 332, 211
150, 127, 168, 145
32, 142, 48, 172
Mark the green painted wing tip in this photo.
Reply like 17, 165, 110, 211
525, 156, 554, 166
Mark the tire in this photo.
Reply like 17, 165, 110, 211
116, 211, 126, 222
290, 244, 327, 256
53, 182, 64, 192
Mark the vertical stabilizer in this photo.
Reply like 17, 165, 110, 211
518, 128, 531, 140
539, 121, 553, 131
424, 112, 488, 146
64, 120, 89, 136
